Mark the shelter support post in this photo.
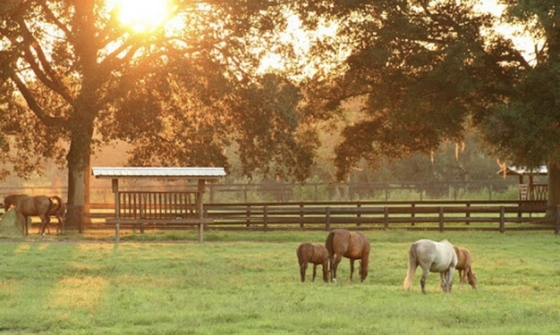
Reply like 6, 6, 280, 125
197, 179, 205, 243
112, 178, 120, 245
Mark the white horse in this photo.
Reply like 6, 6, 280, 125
403, 239, 457, 294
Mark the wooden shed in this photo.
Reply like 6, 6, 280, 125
92, 167, 226, 243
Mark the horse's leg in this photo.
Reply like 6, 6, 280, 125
312, 264, 318, 282
322, 261, 329, 282
56, 215, 63, 234
331, 254, 342, 283
349, 259, 355, 281
441, 269, 453, 293
441, 269, 450, 293
420, 267, 429, 294
447, 267, 455, 292
440, 272, 446, 292
44, 216, 51, 235
300, 261, 307, 282
458, 269, 465, 287
39, 215, 50, 235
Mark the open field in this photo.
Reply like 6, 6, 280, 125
1, 230, 560, 334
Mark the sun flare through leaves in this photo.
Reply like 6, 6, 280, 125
107, 0, 171, 32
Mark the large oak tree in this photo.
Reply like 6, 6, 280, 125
0, 0, 319, 228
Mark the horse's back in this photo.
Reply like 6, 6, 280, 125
326, 229, 370, 260
313, 244, 329, 261
14, 195, 51, 215
435, 240, 457, 269
297, 242, 328, 264
412, 239, 456, 272
349, 231, 370, 256
326, 229, 350, 254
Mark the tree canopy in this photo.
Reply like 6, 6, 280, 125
2, 0, 560, 223
303, 0, 560, 209
0, 0, 327, 226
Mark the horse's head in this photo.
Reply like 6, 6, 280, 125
3, 194, 16, 210
467, 269, 478, 289
359, 260, 368, 282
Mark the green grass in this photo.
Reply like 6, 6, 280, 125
1, 230, 560, 334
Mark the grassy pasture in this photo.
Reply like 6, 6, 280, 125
1, 230, 560, 334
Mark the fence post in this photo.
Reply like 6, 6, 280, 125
499, 206, 505, 233
299, 204, 304, 228
465, 202, 471, 225
555, 205, 560, 234
439, 207, 444, 233
246, 205, 251, 227
409, 203, 416, 226
384, 207, 389, 230
326, 207, 331, 231
356, 201, 361, 227
263, 205, 268, 231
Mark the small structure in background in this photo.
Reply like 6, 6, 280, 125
92, 167, 226, 244
497, 165, 548, 201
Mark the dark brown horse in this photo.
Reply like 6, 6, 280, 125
296, 242, 329, 282
325, 229, 370, 283
3, 194, 66, 235
454, 246, 477, 289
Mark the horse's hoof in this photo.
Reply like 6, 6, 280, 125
332, 278, 337, 283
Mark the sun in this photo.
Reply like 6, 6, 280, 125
108, 0, 171, 32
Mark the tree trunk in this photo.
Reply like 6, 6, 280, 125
65, 0, 99, 232
546, 160, 560, 219
65, 121, 94, 232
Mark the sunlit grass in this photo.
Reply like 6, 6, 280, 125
0, 231, 559, 333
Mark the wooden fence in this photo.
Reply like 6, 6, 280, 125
3, 200, 558, 234
82, 200, 558, 233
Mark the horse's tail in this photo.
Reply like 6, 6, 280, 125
403, 243, 418, 291
325, 231, 336, 279
325, 231, 335, 259
48, 196, 65, 215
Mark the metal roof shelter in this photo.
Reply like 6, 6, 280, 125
497, 165, 547, 176
497, 165, 547, 201
92, 167, 226, 243
92, 167, 226, 180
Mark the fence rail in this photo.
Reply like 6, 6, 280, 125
3, 200, 556, 234
81, 200, 557, 233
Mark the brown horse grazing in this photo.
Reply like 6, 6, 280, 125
3, 194, 65, 236
325, 229, 370, 283
296, 243, 329, 282
453, 246, 477, 289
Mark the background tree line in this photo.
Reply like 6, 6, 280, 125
1, 0, 558, 226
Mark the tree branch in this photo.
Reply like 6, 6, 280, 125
10, 72, 67, 128
18, 19, 76, 105
37, 0, 73, 42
